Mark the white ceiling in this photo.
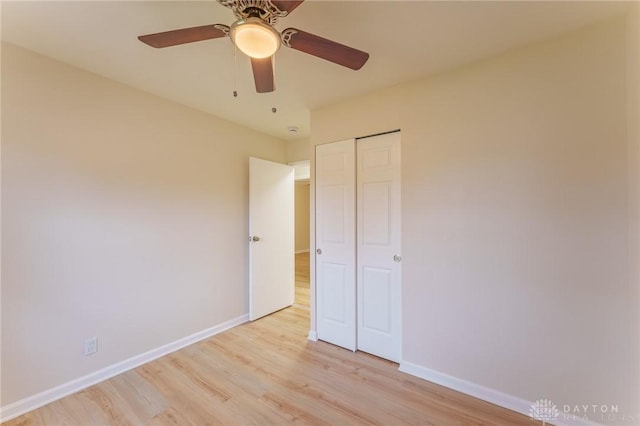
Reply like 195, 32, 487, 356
1, 0, 631, 140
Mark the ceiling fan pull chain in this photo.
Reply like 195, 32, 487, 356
233, 44, 239, 97
271, 55, 277, 112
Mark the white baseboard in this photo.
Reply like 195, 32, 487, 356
0, 314, 249, 423
307, 330, 318, 341
295, 249, 310, 254
398, 361, 602, 426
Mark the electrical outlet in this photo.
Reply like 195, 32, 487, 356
84, 337, 97, 356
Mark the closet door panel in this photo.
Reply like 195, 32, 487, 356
362, 181, 391, 246
362, 266, 392, 332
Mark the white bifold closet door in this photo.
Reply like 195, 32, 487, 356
356, 132, 402, 362
315, 139, 357, 350
315, 132, 401, 362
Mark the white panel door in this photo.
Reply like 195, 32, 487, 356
249, 157, 294, 321
356, 132, 401, 362
315, 139, 356, 350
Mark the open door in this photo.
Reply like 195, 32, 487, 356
249, 157, 295, 321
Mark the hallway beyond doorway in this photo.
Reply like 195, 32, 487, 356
295, 252, 310, 308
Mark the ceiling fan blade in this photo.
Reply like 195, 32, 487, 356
281, 28, 369, 70
271, 0, 305, 14
138, 24, 229, 48
251, 57, 275, 93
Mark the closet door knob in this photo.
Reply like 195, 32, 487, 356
316, 248, 322, 255
393, 255, 402, 262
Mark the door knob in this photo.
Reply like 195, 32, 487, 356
316, 248, 322, 255
250, 236, 261, 242
393, 255, 402, 262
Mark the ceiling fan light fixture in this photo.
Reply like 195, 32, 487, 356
230, 17, 281, 59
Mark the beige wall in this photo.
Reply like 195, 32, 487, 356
1, 43, 287, 406
295, 182, 310, 253
311, 16, 639, 423
287, 138, 310, 163
627, 4, 640, 410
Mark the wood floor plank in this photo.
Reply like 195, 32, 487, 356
3, 253, 540, 425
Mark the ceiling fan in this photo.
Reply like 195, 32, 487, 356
138, 0, 370, 93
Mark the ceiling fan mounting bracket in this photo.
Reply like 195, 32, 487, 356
213, 24, 230, 36
281, 28, 297, 48
217, 0, 288, 25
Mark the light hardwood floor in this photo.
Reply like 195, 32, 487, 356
5, 253, 539, 425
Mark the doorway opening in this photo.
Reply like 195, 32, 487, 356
248, 158, 309, 325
